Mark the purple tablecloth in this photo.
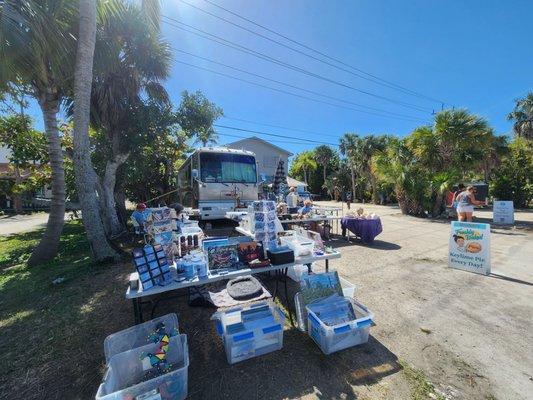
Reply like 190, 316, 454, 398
341, 217, 383, 244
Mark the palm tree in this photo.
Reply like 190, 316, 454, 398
88, 0, 172, 235
339, 133, 358, 200
507, 92, 533, 140
72, 0, 119, 261
291, 151, 317, 184
1, 0, 77, 265
408, 109, 491, 215
314, 145, 335, 195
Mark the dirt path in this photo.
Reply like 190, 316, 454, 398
315, 201, 533, 400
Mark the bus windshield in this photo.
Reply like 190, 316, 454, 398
200, 153, 257, 183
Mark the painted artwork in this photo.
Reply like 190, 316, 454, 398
300, 271, 343, 306
207, 245, 240, 270
237, 242, 262, 264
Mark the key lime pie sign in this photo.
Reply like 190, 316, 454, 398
449, 221, 491, 275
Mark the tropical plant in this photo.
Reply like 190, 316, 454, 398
407, 109, 492, 215
290, 151, 317, 184
507, 92, 533, 140
1, 0, 78, 265
72, 0, 119, 260
314, 145, 335, 193
490, 138, 532, 208
177, 90, 223, 147
340, 133, 388, 203
0, 114, 48, 213
86, 0, 172, 235
372, 138, 428, 216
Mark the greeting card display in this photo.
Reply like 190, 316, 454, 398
132, 244, 172, 290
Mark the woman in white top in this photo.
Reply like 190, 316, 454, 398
455, 186, 484, 222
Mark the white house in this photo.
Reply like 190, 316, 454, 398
226, 136, 293, 183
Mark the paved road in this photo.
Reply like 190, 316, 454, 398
0, 213, 54, 235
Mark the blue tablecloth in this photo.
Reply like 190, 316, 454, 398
341, 217, 382, 244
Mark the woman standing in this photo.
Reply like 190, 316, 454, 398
456, 186, 484, 222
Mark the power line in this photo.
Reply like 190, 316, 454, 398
222, 116, 337, 138
174, 59, 430, 123
200, 0, 447, 106
161, 15, 434, 113
215, 124, 339, 146
216, 131, 319, 146
181, 0, 443, 105
172, 47, 427, 122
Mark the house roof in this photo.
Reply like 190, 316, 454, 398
287, 176, 307, 187
227, 136, 293, 156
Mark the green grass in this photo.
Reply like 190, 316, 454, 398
0, 221, 131, 399
400, 360, 446, 400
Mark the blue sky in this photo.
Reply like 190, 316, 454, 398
24, 0, 533, 156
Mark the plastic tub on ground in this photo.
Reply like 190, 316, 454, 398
212, 301, 285, 364
96, 334, 189, 400
306, 297, 373, 355
103, 314, 179, 362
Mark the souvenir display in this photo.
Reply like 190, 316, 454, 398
132, 245, 172, 290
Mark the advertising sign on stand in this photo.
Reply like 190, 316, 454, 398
493, 201, 514, 224
449, 221, 491, 275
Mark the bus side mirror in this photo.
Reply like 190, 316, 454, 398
192, 169, 199, 179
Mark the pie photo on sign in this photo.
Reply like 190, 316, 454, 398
466, 242, 482, 253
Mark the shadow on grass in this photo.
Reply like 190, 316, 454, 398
1, 221, 402, 400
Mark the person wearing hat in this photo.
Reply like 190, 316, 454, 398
132, 203, 149, 226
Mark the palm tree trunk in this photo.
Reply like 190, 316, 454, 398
322, 164, 327, 195
350, 166, 356, 201
27, 98, 65, 266
72, 0, 119, 262
102, 152, 129, 236
303, 168, 308, 184
370, 174, 379, 204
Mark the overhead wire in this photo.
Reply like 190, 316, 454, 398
179, 0, 445, 106
214, 124, 339, 146
216, 131, 322, 146
200, 0, 447, 106
172, 47, 427, 122
161, 15, 434, 113
174, 59, 431, 123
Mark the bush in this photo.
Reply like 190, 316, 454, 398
490, 139, 533, 208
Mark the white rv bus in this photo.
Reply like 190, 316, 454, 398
176, 147, 260, 220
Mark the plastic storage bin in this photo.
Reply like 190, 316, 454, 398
96, 334, 189, 400
306, 297, 373, 355
279, 235, 314, 257
103, 314, 179, 362
212, 301, 285, 364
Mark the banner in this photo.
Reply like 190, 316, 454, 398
449, 221, 490, 275
493, 201, 514, 224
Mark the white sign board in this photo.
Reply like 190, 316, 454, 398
449, 221, 491, 275
493, 201, 514, 224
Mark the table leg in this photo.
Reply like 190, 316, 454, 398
325, 258, 329, 273
282, 268, 294, 326
306, 263, 312, 274
132, 298, 143, 324
272, 270, 279, 301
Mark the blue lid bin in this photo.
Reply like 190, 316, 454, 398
96, 334, 189, 400
211, 301, 286, 364
305, 296, 374, 355
103, 314, 179, 363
